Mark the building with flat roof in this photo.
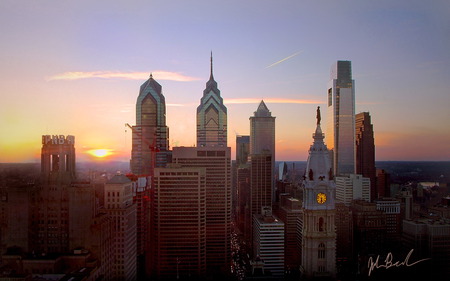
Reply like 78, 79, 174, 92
172, 146, 231, 275
336, 174, 370, 205
151, 165, 207, 279
253, 207, 285, 278
327, 61, 355, 176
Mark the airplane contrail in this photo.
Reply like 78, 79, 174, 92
265, 51, 303, 69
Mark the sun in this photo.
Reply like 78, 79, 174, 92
87, 149, 112, 158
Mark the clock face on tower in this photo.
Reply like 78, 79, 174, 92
317, 192, 327, 204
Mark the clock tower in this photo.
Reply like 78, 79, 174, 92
301, 106, 336, 279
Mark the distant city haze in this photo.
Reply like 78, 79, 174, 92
1, 1, 449, 162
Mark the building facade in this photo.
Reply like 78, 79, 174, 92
355, 112, 376, 201
335, 174, 371, 205
104, 174, 137, 280
197, 54, 227, 148
327, 61, 355, 176
151, 165, 207, 279
130, 74, 170, 175
253, 207, 285, 278
172, 146, 231, 275
250, 101, 275, 203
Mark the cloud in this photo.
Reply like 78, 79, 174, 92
265, 51, 303, 69
224, 98, 322, 105
47, 71, 200, 82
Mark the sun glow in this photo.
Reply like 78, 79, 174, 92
87, 149, 113, 158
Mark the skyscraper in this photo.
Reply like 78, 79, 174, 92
250, 100, 275, 157
250, 101, 275, 203
355, 112, 376, 201
104, 174, 137, 280
236, 135, 250, 166
172, 146, 231, 275
301, 108, 336, 279
130, 74, 170, 175
151, 165, 207, 279
327, 61, 355, 176
250, 151, 273, 217
41, 134, 76, 185
253, 207, 285, 277
197, 54, 227, 148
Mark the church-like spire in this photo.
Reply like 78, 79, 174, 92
210, 51, 214, 81
305, 106, 332, 182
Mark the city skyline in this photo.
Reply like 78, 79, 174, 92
1, 1, 449, 163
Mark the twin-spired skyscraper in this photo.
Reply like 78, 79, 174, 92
136, 55, 231, 279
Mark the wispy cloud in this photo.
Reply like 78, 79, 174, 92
224, 98, 322, 105
265, 51, 303, 69
47, 71, 200, 82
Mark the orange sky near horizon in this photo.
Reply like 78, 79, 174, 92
1, 1, 449, 164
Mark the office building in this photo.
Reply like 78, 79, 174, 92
301, 109, 336, 279
253, 207, 285, 277
197, 54, 227, 147
104, 174, 137, 280
355, 112, 376, 201
41, 134, 76, 185
1, 135, 114, 279
236, 135, 250, 166
151, 165, 207, 279
250, 101, 275, 202
250, 151, 272, 217
172, 146, 231, 275
277, 197, 302, 271
350, 200, 386, 263
232, 135, 250, 224
336, 174, 371, 205
327, 61, 355, 176
236, 165, 251, 244
403, 218, 450, 279
130, 74, 170, 175
335, 202, 353, 277
376, 169, 391, 198
375, 198, 401, 246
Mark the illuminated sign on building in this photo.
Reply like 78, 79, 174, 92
42, 135, 75, 145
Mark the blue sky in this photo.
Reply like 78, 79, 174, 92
1, 0, 449, 162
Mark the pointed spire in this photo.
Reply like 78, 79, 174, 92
210, 51, 214, 81
254, 100, 271, 117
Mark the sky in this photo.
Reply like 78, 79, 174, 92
0, 0, 449, 163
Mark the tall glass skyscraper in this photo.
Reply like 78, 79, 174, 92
250, 100, 276, 203
326, 61, 355, 176
130, 74, 170, 175
197, 54, 227, 147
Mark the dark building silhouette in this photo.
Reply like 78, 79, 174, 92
232, 135, 250, 227
355, 112, 376, 201
150, 165, 207, 279
1, 135, 119, 279
172, 147, 231, 276
376, 168, 391, 198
